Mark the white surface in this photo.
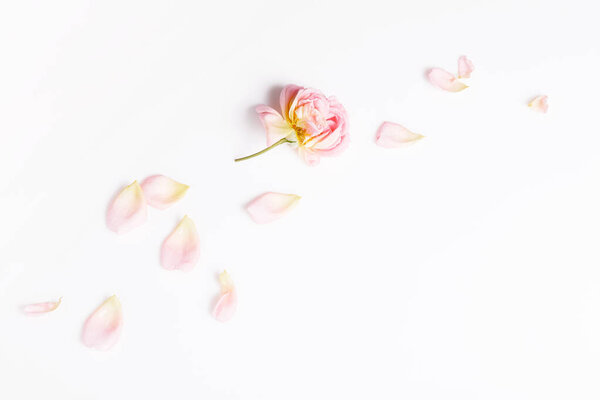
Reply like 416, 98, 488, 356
1, 1, 599, 399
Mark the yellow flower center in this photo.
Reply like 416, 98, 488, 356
293, 124, 307, 145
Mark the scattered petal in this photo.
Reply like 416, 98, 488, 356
160, 215, 200, 271
528, 95, 549, 113
246, 192, 301, 224
213, 270, 237, 322
22, 297, 62, 315
82, 295, 123, 351
140, 175, 189, 210
218, 269, 235, 292
106, 181, 147, 234
427, 68, 468, 92
375, 122, 424, 148
457, 55, 475, 78
256, 105, 296, 146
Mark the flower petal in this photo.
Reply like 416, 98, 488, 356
528, 95, 549, 113
279, 84, 303, 123
457, 55, 475, 79
427, 68, 468, 92
375, 122, 424, 148
256, 105, 296, 146
22, 297, 62, 315
106, 181, 147, 234
140, 175, 189, 210
246, 192, 301, 224
299, 148, 320, 166
218, 269, 235, 293
82, 295, 123, 351
160, 215, 200, 271
214, 292, 237, 322
213, 270, 237, 322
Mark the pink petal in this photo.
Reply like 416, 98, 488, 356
106, 181, 147, 234
213, 270, 237, 322
22, 297, 62, 315
427, 68, 468, 92
457, 55, 475, 79
528, 95, 549, 113
214, 291, 237, 322
299, 147, 320, 166
279, 84, 303, 122
160, 215, 200, 271
246, 192, 301, 224
140, 175, 189, 210
82, 295, 123, 351
375, 122, 424, 148
256, 105, 296, 146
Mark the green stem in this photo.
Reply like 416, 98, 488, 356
234, 138, 293, 162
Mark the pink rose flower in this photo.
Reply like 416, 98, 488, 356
235, 85, 349, 166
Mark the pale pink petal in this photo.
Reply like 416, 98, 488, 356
22, 297, 62, 315
427, 68, 468, 92
299, 147, 320, 166
528, 95, 549, 113
160, 215, 200, 271
307, 131, 338, 151
213, 291, 237, 322
279, 84, 303, 122
106, 181, 147, 234
246, 192, 301, 224
140, 175, 189, 210
375, 122, 424, 148
256, 105, 296, 146
213, 270, 237, 322
309, 96, 349, 156
82, 295, 122, 351
457, 55, 475, 79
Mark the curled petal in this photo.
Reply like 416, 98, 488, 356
140, 175, 189, 210
528, 95, 548, 113
106, 181, 147, 234
22, 297, 62, 315
256, 105, 296, 146
457, 55, 475, 78
279, 84, 303, 122
309, 96, 349, 156
213, 270, 237, 322
82, 295, 123, 351
246, 192, 301, 224
161, 215, 200, 271
427, 68, 468, 92
375, 122, 424, 148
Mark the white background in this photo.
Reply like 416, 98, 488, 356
1, 0, 599, 399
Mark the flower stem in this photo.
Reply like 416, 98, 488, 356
234, 138, 293, 162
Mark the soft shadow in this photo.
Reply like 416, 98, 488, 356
243, 84, 285, 140
422, 67, 434, 82
266, 84, 284, 108
244, 105, 263, 140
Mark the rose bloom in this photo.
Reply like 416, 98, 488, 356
254, 85, 349, 166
